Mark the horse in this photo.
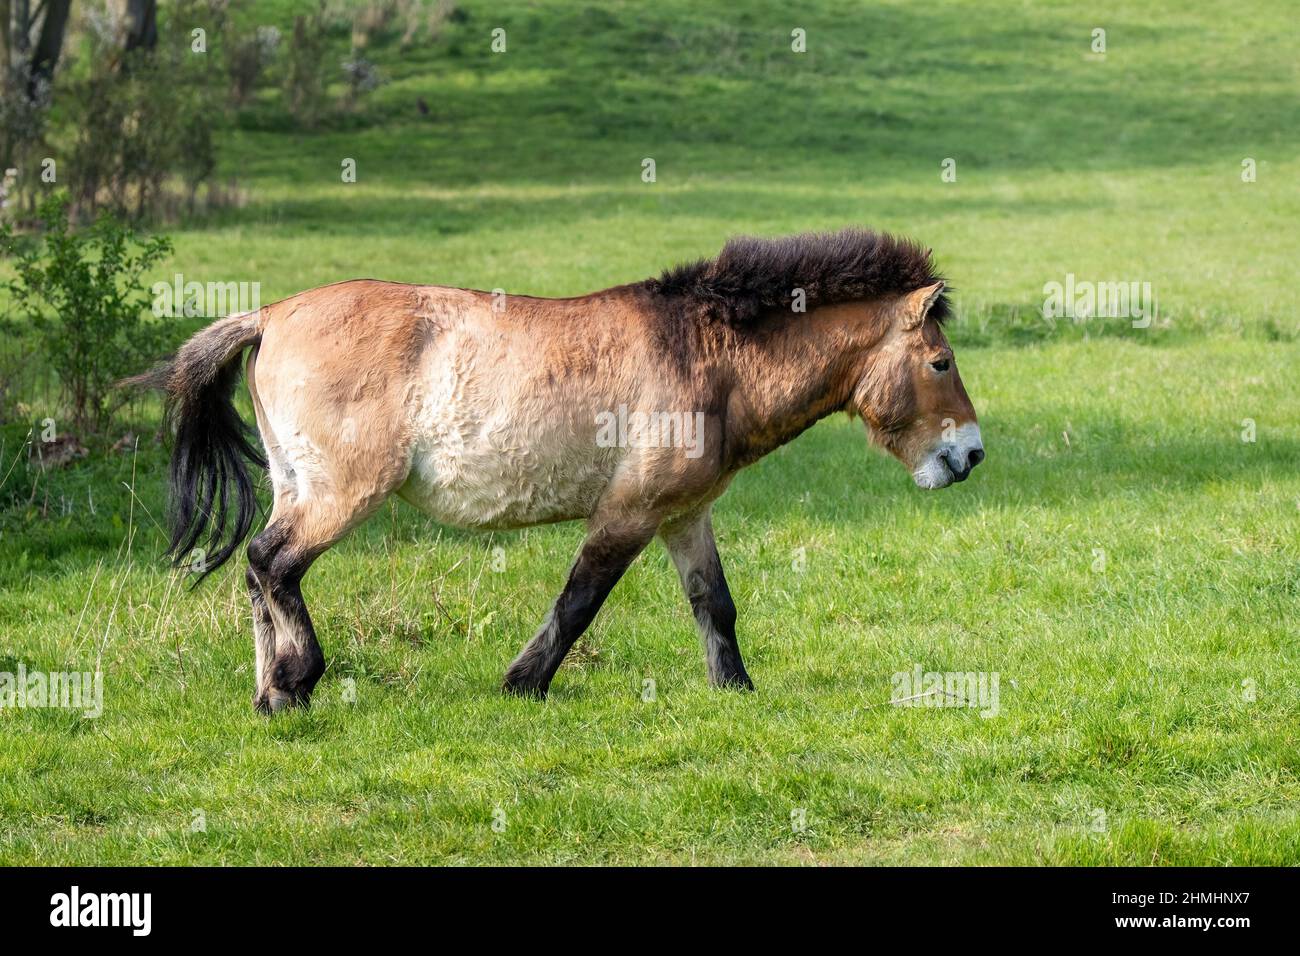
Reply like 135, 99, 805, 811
135, 229, 984, 712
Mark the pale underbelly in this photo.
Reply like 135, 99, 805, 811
401, 332, 627, 530
396, 436, 619, 531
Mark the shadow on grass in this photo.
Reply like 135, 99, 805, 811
186, 187, 1116, 248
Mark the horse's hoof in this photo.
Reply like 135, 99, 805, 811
501, 673, 548, 699
712, 674, 755, 691
253, 688, 295, 714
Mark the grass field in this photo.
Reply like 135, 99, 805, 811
1, 0, 1297, 865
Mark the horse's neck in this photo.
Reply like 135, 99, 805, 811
719, 304, 885, 469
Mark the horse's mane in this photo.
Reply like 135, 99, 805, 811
645, 228, 949, 327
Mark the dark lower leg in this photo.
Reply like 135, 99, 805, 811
246, 567, 279, 708
502, 524, 652, 698
249, 523, 326, 711
685, 558, 752, 689
663, 512, 753, 689
264, 573, 325, 707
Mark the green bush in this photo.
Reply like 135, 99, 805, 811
285, 5, 333, 128
1, 194, 173, 434
63, 12, 223, 222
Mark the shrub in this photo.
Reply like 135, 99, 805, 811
352, 1, 400, 50
0, 316, 36, 426
0, 194, 173, 433
228, 25, 282, 107
401, 0, 460, 51
61, 0, 224, 221
342, 55, 385, 106
0, 60, 53, 222
285, 5, 333, 128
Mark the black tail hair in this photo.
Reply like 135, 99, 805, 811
126, 313, 267, 585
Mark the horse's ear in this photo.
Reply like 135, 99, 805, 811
902, 281, 945, 330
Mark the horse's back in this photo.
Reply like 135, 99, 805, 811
248, 277, 683, 531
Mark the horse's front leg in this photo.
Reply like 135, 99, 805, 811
502, 516, 657, 698
660, 508, 754, 690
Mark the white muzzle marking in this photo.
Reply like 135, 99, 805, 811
913, 423, 984, 490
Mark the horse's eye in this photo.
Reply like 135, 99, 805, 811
930, 359, 950, 372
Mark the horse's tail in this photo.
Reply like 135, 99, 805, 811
125, 310, 267, 584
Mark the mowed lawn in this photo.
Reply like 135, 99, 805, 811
1, 0, 1297, 864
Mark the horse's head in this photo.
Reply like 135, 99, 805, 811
852, 281, 984, 489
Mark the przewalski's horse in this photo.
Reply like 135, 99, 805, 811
139, 230, 984, 712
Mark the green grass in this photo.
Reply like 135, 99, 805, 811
1, 0, 1298, 865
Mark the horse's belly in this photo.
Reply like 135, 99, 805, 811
398, 415, 617, 530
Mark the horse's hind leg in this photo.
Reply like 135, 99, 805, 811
247, 566, 278, 707
242, 421, 406, 712
241, 321, 413, 712
247, 510, 322, 712
247, 495, 382, 712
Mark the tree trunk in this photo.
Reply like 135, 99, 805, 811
1, 0, 13, 76
13, 0, 28, 54
28, 0, 71, 92
1, 1, 15, 169
124, 0, 158, 53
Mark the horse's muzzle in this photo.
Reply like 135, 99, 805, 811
912, 426, 984, 489
941, 446, 985, 482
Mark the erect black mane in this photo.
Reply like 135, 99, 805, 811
646, 228, 949, 326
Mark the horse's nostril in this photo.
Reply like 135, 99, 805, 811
968, 448, 985, 469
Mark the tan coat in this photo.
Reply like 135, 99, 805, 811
141, 230, 984, 710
